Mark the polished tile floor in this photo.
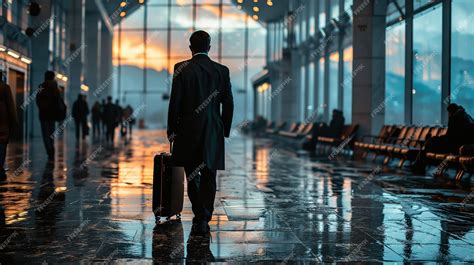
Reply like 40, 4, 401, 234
0, 130, 473, 263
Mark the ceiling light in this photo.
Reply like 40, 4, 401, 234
120, 1, 127, 7
56, 73, 64, 79
252, 14, 258, 20
62, 76, 68, 82
253, 6, 259, 12
267, 1, 273, 6
21, 57, 32, 64
81, 84, 89, 92
139, 0, 145, 3
237, 0, 243, 3
120, 11, 126, 17
7, 50, 20, 59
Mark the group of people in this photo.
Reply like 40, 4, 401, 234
73, 95, 136, 143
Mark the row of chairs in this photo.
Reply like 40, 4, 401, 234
354, 125, 474, 180
263, 121, 359, 152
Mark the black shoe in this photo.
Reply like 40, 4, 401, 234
0, 171, 7, 181
191, 221, 209, 236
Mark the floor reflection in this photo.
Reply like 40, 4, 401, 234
0, 130, 472, 263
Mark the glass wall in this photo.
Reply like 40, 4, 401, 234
113, 0, 266, 127
385, 23, 406, 124
299, 65, 306, 121
412, 7, 442, 124
308, 62, 315, 117
451, 0, 474, 116
343, 47, 353, 124
318, 57, 325, 117
329, 52, 339, 114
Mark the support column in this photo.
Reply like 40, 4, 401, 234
351, 0, 387, 135
67, 0, 85, 104
84, 11, 100, 95
98, 24, 113, 99
29, 0, 53, 137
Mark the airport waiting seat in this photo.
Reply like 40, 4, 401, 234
459, 145, 474, 180
265, 121, 287, 135
315, 124, 359, 147
279, 123, 315, 139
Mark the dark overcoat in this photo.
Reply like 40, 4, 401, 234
167, 54, 234, 170
0, 82, 18, 144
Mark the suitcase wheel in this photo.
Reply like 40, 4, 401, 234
176, 214, 181, 220
155, 216, 161, 224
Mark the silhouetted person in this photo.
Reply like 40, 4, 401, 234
72, 94, 89, 141
412, 104, 474, 174
167, 30, 234, 235
36, 71, 61, 160
91, 101, 102, 137
0, 72, 18, 180
103, 96, 120, 144
122, 105, 134, 138
101, 99, 107, 136
304, 109, 345, 151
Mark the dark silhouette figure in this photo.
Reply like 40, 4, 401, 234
91, 101, 102, 138
102, 96, 120, 144
36, 71, 61, 160
72, 94, 90, 141
167, 30, 234, 235
304, 109, 345, 150
101, 99, 107, 137
412, 103, 474, 174
122, 105, 134, 139
0, 73, 18, 180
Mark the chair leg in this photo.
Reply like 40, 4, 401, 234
455, 169, 465, 181
383, 156, 391, 165
398, 159, 406, 168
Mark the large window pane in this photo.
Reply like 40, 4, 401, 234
319, 1, 326, 30
385, 23, 406, 124
451, 0, 474, 117
147, 6, 169, 28
343, 47, 353, 124
318, 57, 325, 118
170, 5, 193, 29
299, 65, 306, 121
329, 52, 339, 114
412, 7, 442, 124
308, 62, 315, 117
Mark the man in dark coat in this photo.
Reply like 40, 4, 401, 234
91, 101, 102, 138
103, 96, 119, 144
412, 103, 474, 174
167, 30, 234, 235
304, 109, 345, 150
0, 73, 18, 180
36, 71, 60, 160
72, 94, 90, 141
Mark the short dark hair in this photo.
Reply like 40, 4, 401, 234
44, 71, 55, 81
447, 103, 460, 114
190, 30, 211, 53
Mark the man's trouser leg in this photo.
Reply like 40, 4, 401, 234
0, 143, 7, 175
41, 121, 55, 158
185, 165, 217, 223
75, 120, 80, 140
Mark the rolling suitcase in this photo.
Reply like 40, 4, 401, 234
152, 144, 185, 223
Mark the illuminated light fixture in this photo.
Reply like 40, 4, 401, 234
120, 11, 126, 17
56, 73, 64, 79
237, 5, 242, 9
81, 84, 89, 92
0, 45, 6, 52
252, 14, 258, 20
237, 0, 243, 3
139, 0, 145, 3
21, 57, 32, 64
62, 76, 68, 82
253, 0, 258, 2
253, 6, 259, 12
120, 1, 127, 7
267, 1, 273, 6
7, 50, 20, 59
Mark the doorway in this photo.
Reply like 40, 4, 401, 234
8, 69, 26, 141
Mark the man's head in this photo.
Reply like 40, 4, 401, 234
44, 71, 55, 81
107, 96, 112, 103
189, 30, 211, 55
447, 103, 460, 117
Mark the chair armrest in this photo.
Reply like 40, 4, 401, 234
460, 145, 474, 156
